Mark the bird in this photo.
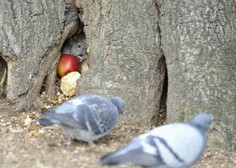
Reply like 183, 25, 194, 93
100, 113, 212, 168
38, 94, 125, 145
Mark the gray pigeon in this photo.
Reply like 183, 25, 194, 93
100, 113, 212, 168
38, 94, 125, 145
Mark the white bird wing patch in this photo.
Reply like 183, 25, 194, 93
146, 124, 205, 167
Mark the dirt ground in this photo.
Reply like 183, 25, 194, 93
0, 99, 236, 168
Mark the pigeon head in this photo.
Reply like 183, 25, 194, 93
110, 97, 125, 114
190, 113, 212, 132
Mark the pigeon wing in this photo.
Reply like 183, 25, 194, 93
42, 105, 86, 129
73, 102, 119, 135
100, 135, 163, 167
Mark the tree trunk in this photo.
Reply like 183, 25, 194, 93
1, 0, 235, 151
0, 0, 79, 110
160, 0, 236, 150
75, 0, 164, 125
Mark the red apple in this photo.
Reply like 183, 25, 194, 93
57, 54, 80, 78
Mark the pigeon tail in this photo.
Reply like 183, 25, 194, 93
100, 143, 138, 166
38, 118, 54, 126
100, 152, 123, 166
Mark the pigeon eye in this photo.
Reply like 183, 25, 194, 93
78, 45, 81, 48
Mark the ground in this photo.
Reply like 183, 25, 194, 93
0, 99, 235, 168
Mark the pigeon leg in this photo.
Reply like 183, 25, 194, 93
88, 141, 95, 146
64, 138, 74, 146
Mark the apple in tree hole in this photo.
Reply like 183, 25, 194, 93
57, 54, 80, 78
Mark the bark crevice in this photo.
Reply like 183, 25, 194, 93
0, 56, 7, 99
151, 0, 168, 125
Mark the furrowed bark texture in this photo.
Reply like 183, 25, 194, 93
76, 0, 162, 125
160, 0, 236, 150
1, 0, 235, 150
0, 0, 79, 110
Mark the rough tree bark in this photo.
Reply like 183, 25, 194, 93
75, 0, 164, 125
160, 0, 236, 150
1, 0, 235, 151
0, 0, 79, 110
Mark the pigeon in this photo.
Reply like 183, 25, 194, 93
100, 113, 212, 168
38, 94, 125, 145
